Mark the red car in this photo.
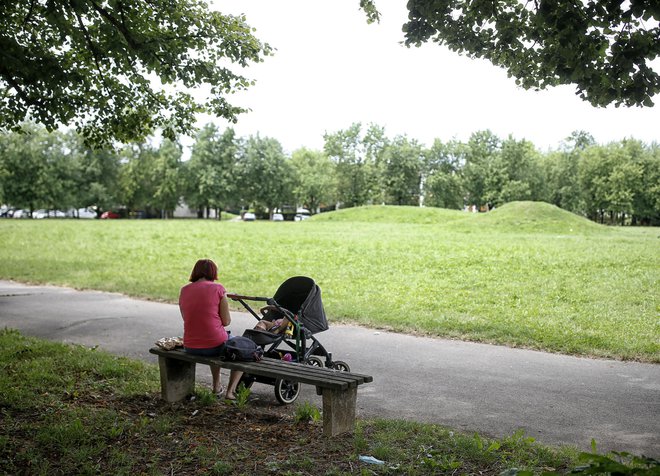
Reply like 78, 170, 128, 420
100, 211, 120, 219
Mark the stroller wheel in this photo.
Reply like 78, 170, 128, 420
332, 361, 351, 372
305, 356, 324, 367
274, 379, 300, 405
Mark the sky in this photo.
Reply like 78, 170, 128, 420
197, 0, 660, 154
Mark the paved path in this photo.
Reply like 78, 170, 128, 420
1, 280, 658, 457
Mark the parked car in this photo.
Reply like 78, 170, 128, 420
100, 211, 120, 219
33, 210, 66, 219
272, 213, 284, 221
66, 208, 95, 219
74, 208, 97, 219
294, 213, 310, 221
12, 209, 26, 218
242, 212, 256, 221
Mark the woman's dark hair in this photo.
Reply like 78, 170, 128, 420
189, 259, 218, 282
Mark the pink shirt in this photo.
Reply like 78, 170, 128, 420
179, 280, 228, 349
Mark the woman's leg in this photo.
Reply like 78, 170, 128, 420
210, 364, 223, 393
225, 370, 244, 400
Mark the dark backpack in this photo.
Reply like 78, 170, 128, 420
225, 336, 264, 362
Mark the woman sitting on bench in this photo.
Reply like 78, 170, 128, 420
179, 258, 242, 401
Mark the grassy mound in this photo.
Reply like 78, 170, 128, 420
474, 201, 605, 234
312, 205, 470, 225
313, 202, 604, 234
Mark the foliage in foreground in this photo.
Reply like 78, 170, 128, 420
0, 1, 270, 147
398, 0, 659, 108
0, 329, 586, 475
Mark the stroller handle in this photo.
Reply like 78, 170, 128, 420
227, 293, 293, 320
227, 293, 273, 304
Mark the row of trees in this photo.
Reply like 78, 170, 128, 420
324, 125, 659, 225
1, 123, 658, 224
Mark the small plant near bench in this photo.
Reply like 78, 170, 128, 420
294, 401, 321, 424
193, 388, 217, 406
232, 383, 251, 409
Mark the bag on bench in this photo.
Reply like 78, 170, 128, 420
225, 336, 264, 362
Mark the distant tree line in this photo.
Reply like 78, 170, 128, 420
0, 122, 658, 225
325, 125, 659, 225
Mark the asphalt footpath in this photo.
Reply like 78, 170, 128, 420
1, 280, 658, 457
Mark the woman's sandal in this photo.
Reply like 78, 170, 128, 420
214, 385, 225, 398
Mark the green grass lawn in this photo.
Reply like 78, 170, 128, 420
0, 201, 658, 362
0, 329, 581, 475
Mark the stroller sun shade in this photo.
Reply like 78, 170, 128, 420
273, 276, 329, 335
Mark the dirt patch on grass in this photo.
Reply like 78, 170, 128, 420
119, 394, 356, 475
2, 391, 356, 475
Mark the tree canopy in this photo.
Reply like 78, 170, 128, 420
0, 0, 270, 147
183, 125, 239, 218
1, 123, 658, 225
362, 0, 659, 107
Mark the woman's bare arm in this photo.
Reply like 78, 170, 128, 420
219, 294, 232, 326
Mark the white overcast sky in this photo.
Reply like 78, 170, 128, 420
200, 0, 659, 154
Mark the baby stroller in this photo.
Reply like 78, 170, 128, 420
227, 276, 350, 404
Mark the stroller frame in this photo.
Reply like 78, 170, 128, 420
227, 293, 346, 369
226, 277, 349, 404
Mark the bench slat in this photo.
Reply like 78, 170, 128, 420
226, 355, 374, 385
149, 347, 372, 390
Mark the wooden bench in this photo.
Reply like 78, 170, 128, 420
149, 347, 373, 436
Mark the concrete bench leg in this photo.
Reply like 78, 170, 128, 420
158, 356, 196, 402
321, 387, 357, 437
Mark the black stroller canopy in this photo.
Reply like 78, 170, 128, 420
273, 276, 329, 334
